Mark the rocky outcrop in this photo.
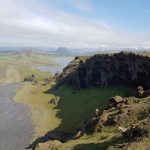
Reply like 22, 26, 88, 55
137, 86, 150, 98
73, 94, 150, 138
120, 125, 149, 140
58, 52, 150, 89
24, 74, 38, 84
108, 118, 150, 150
109, 96, 124, 107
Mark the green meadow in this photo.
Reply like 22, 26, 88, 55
15, 82, 131, 138
51, 85, 131, 132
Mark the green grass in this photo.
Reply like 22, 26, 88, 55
15, 82, 132, 140
17, 65, 51, 81
15, 83, 61, 139
50, 85, 132, 132
0, 53, 57, 83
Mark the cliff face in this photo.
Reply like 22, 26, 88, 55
58, 52, 150, 89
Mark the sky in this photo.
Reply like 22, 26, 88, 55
0, 0, 150, 48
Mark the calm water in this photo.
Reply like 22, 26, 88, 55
36, 56, 74, 74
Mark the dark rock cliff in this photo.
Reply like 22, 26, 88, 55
58, 52, 150, 89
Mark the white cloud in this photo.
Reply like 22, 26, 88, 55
0, 0, 149, 48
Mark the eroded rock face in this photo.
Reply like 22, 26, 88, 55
58, 52, 150, 89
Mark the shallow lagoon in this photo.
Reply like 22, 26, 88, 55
35, 56, 74, 73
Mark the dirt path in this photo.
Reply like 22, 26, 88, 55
6, 66, 21, 83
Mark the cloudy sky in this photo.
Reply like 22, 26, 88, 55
0, 0, 150, 48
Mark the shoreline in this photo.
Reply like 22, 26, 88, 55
13, 83, 41, 139
14, 82, 61, 140
13, 83, 37, 140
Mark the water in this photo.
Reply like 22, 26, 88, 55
36, 56, 74, 74
0, 83, 33, 150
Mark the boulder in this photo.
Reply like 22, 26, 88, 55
109, 96, 123, 107
137, 86, 144, 97
85, 111, 109, 133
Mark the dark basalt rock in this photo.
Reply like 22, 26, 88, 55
58, 52, 150, 89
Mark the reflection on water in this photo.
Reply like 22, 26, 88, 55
36, 56, 74, 74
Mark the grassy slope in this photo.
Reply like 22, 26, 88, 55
15, 82, 131, 144
52, 85, 131, 132
20, 84, 130, 150
15, 83, 61, 138
35, 85, 150, 150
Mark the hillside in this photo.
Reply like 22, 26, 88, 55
35, 95, 150, 150
22, 51, 150, 150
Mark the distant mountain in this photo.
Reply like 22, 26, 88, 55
54, 47, 71, 56
0, 46, 150, 56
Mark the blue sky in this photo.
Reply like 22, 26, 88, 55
41, 0, 150, 32
0, 0, 150, 48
